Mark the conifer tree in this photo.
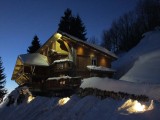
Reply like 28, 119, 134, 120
0, 57, 7, 103
58, 8, 73, 34
71, 15, 87, 41
27, 35, 41, 53
58, 8, 87, 41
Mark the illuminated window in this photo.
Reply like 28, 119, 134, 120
59, 63, 64, 69
60, 81, 65, 85
92, 57, 97, 66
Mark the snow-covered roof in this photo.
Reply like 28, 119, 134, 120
87, 65, 115, 72
87, 43, 118, 59
47, 76, 72, 81
60, 32, 118, 59
53, 59, 73, 64
47, 76, 82, 81
81, 77, 160, 100
19, 53, 49, 66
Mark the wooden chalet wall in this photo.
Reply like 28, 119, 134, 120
37, 33, 113, 78
76, 44, 111, 77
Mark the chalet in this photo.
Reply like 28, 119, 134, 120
11, 32, 117, 96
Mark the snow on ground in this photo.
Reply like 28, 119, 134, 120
0, 93, 160, 120
113, 29, 160, 79
120, 50, 160, 83
80, 77, 160, 100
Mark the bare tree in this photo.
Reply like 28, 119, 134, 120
88, 36, 98, 44
136, 0, 160, 31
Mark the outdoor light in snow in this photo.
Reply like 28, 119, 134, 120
58, 97, 70, 106
118, 99, 154, 114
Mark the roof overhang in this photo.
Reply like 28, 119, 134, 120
36, 32, 118, 60
58, 31, 118, 60
18, 53, 49, 66
11, 53, 49, 80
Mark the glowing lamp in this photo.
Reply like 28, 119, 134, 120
55, 33, 62, 39
133, 101, 145, 112
118, 99, 154, 114
27, 95, 35, 103
58, 97, 70, 106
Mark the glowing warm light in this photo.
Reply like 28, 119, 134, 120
131, 100, 145, 112
147, 100, 154, 110
55, 33, 62, 39
77, 47, 84, 55
90, 53, 94, 58
27, 95, 35, 103
99, 57, 107, 66
118, 99, 154, 114
58, 97, 70, 106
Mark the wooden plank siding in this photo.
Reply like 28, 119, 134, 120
76, 44, 111, 77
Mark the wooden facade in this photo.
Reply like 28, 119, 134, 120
11, 32, 117, 96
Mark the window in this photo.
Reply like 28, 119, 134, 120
56, 63, 64, 69
92, 57, 97, 66
60, 80, 65, 85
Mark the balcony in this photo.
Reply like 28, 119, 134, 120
50, 60, 76, 77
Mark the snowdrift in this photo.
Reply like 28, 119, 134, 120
80, 77, 160, 100
113, 29, 160, 81
120, 50, 160, 83
0, 93, 160, 120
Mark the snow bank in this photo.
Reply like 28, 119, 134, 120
0, 94, 160, 120
113, 29, 160, 79
120, 50, 160, 83
80, 77, 160, 100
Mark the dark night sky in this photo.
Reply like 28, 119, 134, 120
0, 0, 138, 93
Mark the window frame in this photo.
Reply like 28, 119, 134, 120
91, 57, 97, 66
